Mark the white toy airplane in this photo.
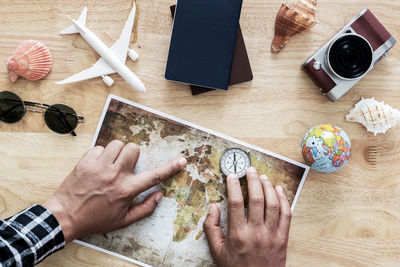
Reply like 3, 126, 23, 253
56, 3, 146, 93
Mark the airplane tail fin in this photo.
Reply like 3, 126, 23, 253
60, 7, 87, 34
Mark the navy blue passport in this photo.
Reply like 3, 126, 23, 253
165, 0, 243, 90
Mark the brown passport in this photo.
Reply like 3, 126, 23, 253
170, 5, 253, 95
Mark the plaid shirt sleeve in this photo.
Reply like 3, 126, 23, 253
0, 204, 65, 267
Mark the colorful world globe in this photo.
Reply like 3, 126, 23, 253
301, 124, 351, 173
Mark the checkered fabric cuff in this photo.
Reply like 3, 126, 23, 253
0, 204, 65, 267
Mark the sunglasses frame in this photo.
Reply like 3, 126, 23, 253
0, 91, 85, 136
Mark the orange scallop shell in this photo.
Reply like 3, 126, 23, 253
6, 40, 52, 82
271, 0, 317, 53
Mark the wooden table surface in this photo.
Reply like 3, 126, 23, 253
0, 0, 399, 266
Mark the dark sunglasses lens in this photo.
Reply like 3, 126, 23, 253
44, 104, 78, 134
0, 91, 25, 123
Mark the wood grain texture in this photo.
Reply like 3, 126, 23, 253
0, 0, 399, 266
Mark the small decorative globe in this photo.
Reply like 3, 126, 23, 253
301, 124, 351, 173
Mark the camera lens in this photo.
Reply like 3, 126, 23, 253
328, 35, 373, 79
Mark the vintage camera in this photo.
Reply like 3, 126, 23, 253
302, 9, 396, 102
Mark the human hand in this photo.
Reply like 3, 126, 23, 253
203, 167, 292, 267
43, 140, 187, 243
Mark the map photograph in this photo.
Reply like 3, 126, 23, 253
78, 95, 309, 267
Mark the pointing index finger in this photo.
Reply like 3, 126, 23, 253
130, 157, 187, 195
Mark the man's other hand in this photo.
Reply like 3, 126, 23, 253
203, 167, 292, 267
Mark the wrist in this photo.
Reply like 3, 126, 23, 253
43, 195, 76, 244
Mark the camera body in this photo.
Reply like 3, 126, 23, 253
302, 9, 396, 102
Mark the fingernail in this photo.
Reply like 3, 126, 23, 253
209, 203, 217, 214
247, 167, 257, 173
227, 173, 237, 179
276, 185, 283, 193
155, 192, 163, 203
260, 175, 268, 180
178, 157, 187, 168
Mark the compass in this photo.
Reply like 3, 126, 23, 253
220, 148, 251, 178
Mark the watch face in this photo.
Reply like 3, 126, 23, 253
220, 148, 251, 178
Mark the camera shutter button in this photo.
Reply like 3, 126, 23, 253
313, 61, 321, 70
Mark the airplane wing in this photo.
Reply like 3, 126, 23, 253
109, 3, 136, 63
55, 58, 115, 84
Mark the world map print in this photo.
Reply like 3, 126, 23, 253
78, 95, 309, 267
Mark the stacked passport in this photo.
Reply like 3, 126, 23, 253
166, 0, 253, 95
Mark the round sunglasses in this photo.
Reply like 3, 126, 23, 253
0, 91, 85, 136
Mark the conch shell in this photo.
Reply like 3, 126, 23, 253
6, 40, 52, 82
346, 98, 400, 135
271, 0, 317, 53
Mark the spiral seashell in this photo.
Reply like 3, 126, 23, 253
5, 40, 52, 82
346, 98, 400, 135
271, 0, 317, 53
